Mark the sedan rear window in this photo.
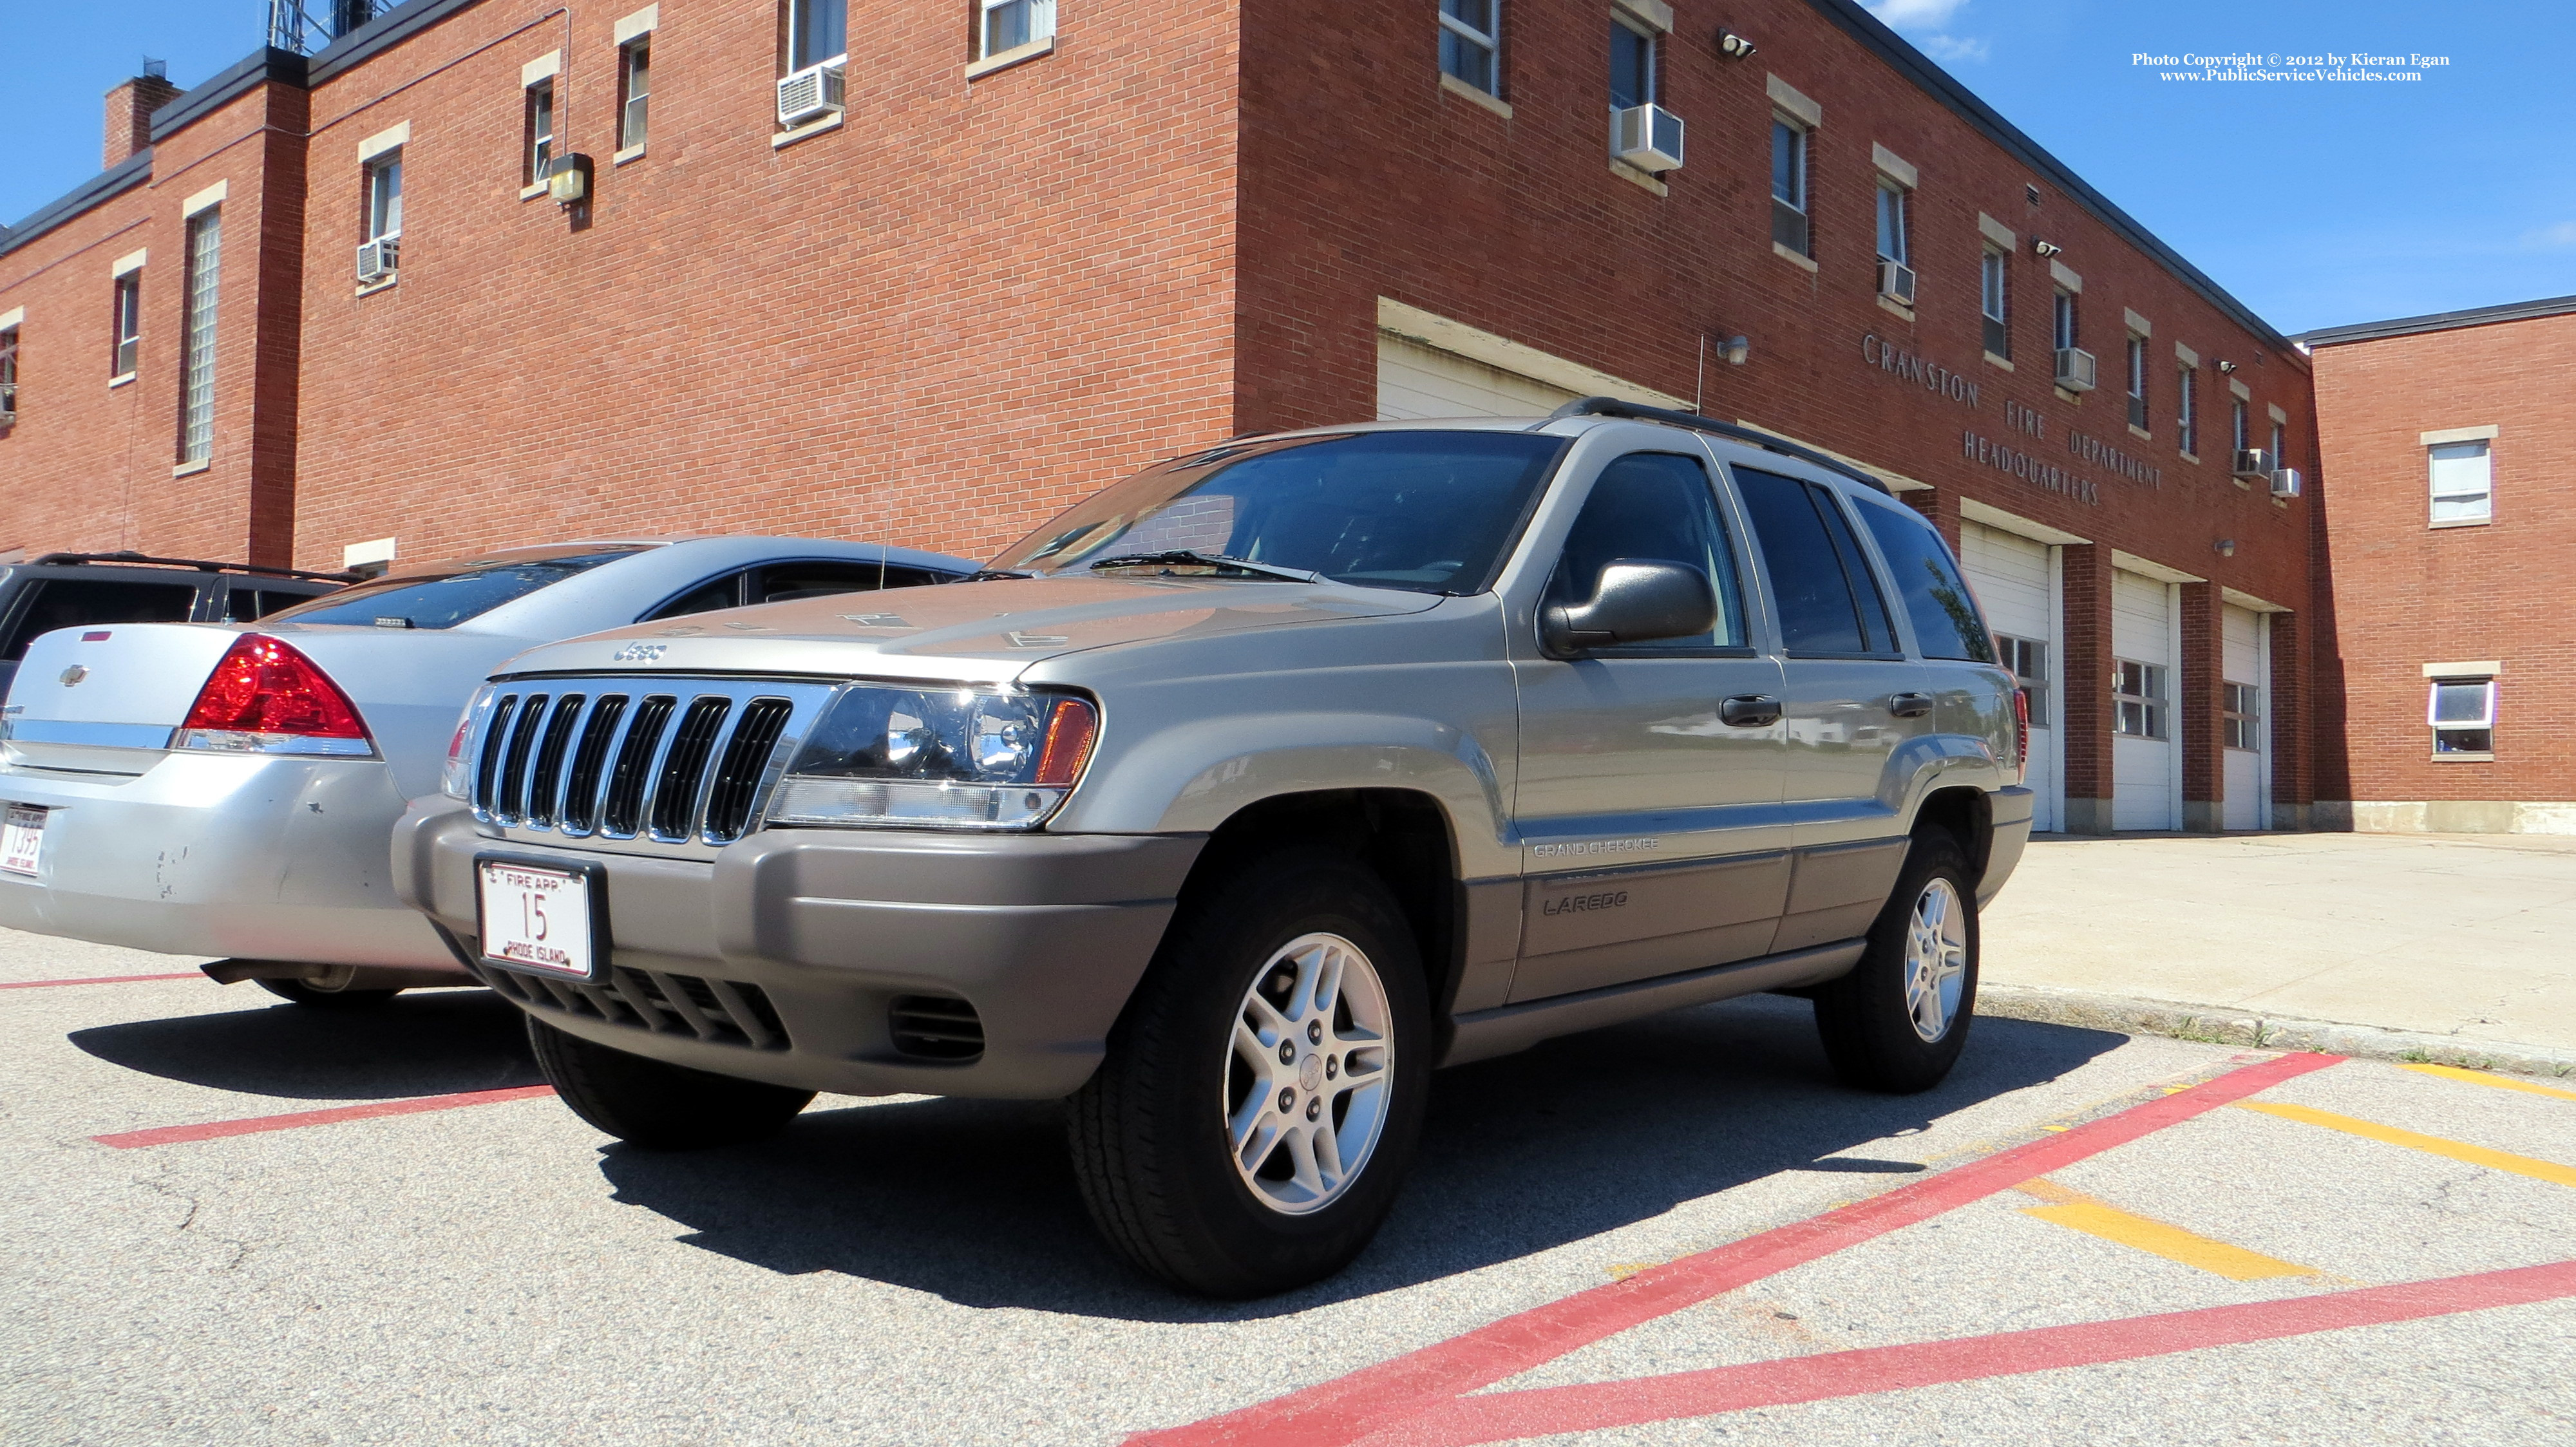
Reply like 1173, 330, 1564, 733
262, 550, 643, 630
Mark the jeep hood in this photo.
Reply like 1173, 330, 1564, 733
490, 575, 1444, 684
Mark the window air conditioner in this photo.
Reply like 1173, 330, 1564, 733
0, 383, 15, 428
355, 237, 399, 284
777, 63, 846, 128
2053, 346, 2098, 392
1611, 105, 1685, 173
1877, 258, 1917, 307
2231, 448, 2274, 480
2269, 467, 2303, 499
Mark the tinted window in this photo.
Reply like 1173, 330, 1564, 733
1546, 452, 1746, 648
990, 431, 1567, 595
646, 572, 745, 620
265, 550, 641, 630
223, 585, 336, 621
756, 560, 927, 603
1733, 468, 1899, 656
1855, 498, 1996, 662
3, 578, 200, 660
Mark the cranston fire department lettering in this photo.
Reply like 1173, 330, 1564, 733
1542, 890, 1631, 916
1862, 334, 1981, 408
1964, 429, 2101, 506
2065, 428, 2164, 487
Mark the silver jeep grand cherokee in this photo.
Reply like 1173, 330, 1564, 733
396, 401, 2033, 1297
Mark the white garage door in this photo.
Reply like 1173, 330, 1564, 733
2222, 604, 2268, 830
1960, 523, 2057, 831
2111, 570, 2177, 830
1377, 334, 1578, 420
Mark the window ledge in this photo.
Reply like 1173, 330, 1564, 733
1772, 240, 1817, 272
1440, 72, 1513, 118
355, 275, 399, 298
772, 112, 844, 149
173, 459, 211, 477
1982, 351, 2013, 372
518, 182, 549, 202
1609, 158, 1669, 196
612, 143, 647, 166
1875, 294, 1915, 322
2177, 449, 2200, 465
2230, 476, 2250, 490
108, 372, 137, 389
2053, 386, 2083, 404
2127, 423, 2154, 442
2431, 752, 2496, 762
2429, 516, 2492, 529
967, 37, 1054, 80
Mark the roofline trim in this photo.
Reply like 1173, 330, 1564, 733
0, 150, 155, 260
2294, 293, 2576, 346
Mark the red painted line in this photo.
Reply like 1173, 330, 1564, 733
91, 1085, 555, 1149
1134, 1051, 2344, 1447
1369, 1259, 2576, 1446
0, 972, 205, 990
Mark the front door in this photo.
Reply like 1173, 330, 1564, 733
1509, 448, 1789, 1003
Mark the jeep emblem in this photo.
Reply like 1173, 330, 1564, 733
611, 643, 667, 663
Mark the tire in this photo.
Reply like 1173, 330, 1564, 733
257, 969, 402, 1008
1068, 847, 1431, 1298
526, 1016, 815, 1150
1813, 832, 1980, 1094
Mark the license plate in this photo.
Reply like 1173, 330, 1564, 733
1, 806, 44, 877
476, 859, 597, 979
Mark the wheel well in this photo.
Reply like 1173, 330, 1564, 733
1181, 789, 1464, 1014
1914, 786, 1993, 882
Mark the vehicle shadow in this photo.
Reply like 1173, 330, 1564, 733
65, 988, 540, 1099
593, 994, 2128, 1322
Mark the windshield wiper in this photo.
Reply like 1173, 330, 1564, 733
1085, 550, 1323, 584
960, 567, 1037, 582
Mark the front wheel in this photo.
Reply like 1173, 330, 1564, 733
527, 1017, 815, 1150
1813, 833, 1979, 1093
1067, 849, 1430, 1298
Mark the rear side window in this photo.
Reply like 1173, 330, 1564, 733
1732, 468, 1900, 656
263, 551, 641, 630
1853, 498, 1997, 662
754, 560, 943, 604
225, 585, 337, 621
3, 577, 201, 660
645, 572, 746, 620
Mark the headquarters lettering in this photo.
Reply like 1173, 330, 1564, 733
1964, 430, 2100, 506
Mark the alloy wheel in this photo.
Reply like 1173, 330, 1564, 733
1222, 932, 1396, 1215
1904, 876, 1970, 1042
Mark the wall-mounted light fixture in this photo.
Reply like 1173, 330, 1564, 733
2032, 239, 2063, 258
2215, 359, 2239, 374
1719, 334, 1751, 365
1716, 28, 1757, 59
2214, 538, 2237, 558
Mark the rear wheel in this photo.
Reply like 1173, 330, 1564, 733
1813, 833, 1978, 1093
527, 1017, 815, 1149
257, 967, 402, 1008
1068, 848, 1429, 1298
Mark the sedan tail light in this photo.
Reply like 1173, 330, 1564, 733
174, 634, 377, 757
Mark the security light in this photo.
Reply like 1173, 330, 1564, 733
1720, 335, 1750, 365
1716, 30, 1757, 59
2032, 240, 2063, 258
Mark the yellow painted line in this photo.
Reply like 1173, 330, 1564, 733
2012, 1179, 2318, 1281
2398, 1063, 2576, 1102
2234, 1101, 2576, 1188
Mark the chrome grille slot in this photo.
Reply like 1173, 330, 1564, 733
601, 694, 676, 837
473, 694, 520, 813
649, 697, 733, 840
558, 695, 628, 834
495, 693, 550, 824
705, 698, 794, 842
524, 695, 586, 828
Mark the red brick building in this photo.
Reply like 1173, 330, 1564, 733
0, 0, 2322, 835
2301, 296, 2576, 833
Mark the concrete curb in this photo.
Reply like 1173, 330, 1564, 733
1979, 983, 2576, 1081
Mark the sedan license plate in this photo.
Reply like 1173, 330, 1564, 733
477, 860, 596, 979
2, 806, 44, 877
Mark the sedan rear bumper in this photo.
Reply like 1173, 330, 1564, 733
0, 752, 464, 970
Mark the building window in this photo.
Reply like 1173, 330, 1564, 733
981, 0, 1056, 58
2125, 335, 2148, 430
1439, 0, 1501, 95
177, 208, 222, 464
788, 0, 848, 71
1996, 633, 2048, 726
619, 39, 651, 149
1979, 248, 2009, 357
2231, 397, 2251, 458
0, 325, 19, 423
524, 79, 554, 186
1608, 14, 1654, 111
2177, 364, 2197, 457
2051, 288, 2077, 352
111, 272, 142, 378
2112, 659, 2166, 739
1875, 180, 1908, 266
2270, 419, 2287, 467
2429, 440, 2492, 524
2222, 681, 2260, 751
365, 151, 402, 243
2429, 677, 2494, 755
1770, 117, 1808, 254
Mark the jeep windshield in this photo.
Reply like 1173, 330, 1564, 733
987, 431, 1570, 595
260, 547, 648, 630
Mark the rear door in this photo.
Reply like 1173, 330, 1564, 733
1508, 444, 1789, 1002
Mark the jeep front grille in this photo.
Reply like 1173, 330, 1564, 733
469, 676, 837, 848
482, 961, 790, 1052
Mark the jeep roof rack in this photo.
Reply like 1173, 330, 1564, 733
27, 551, 361, 583
1548, 397, 1896, 497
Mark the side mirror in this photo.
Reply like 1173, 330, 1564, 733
1540, 560, 1718, 658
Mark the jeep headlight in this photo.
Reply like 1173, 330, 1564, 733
764, 685, 1099, 830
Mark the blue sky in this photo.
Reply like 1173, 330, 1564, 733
1, 1, 2565, 334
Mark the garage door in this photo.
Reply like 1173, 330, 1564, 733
1377, 334, 1578, 420
1960, 523, 2057, 831
2111, 570, 2177, 831
2222, 604, 2268, 830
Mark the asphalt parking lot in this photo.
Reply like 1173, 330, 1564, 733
6, 927, 2573, 1446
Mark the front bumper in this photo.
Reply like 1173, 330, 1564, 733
0, 753, 463, 970
395, 795, 1204, 1099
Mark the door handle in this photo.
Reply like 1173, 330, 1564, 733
1720, 695, 1782, 728
1889, 692, 1936, 719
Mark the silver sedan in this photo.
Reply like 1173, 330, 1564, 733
0, 536, 969, 1003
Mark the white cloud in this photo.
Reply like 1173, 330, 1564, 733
1865, 0, 1975, 26
2523, 221, 2576, 249
1918, 35, 1993, 62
